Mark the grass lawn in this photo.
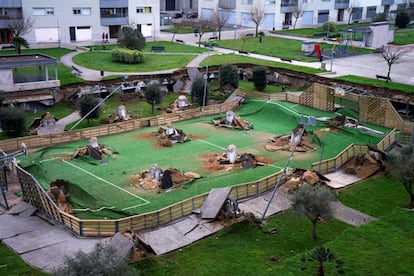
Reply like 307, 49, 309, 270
335, 75, 414, 94
134, 175, 414, 275
72, 51, 197, 72
276, 22, 374, 38
0, 243, 45, 275
200, 53, 323, 75
88, 41, 208, 54
392, 28, 414, 45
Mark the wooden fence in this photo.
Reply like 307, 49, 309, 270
0, 88, 409, 237
0, 100, 240, 153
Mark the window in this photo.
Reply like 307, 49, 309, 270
73, 8, 91, 16
242, 0, 253, 4
266, 0, 276, 4
366, 6, 376, 19
136, 7, 152, 13
33, 8, 54, 16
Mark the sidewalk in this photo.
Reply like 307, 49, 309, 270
60, 30, 414, 86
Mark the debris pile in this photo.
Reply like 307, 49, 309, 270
72, 136, 117, 162
202, 144, 271, 172
129, 164, 202, 193
166, 95, 193, 113
212, 110, 253, 130
157, 122, 188, 146
265, 124, 314, 152
28, 112, 58, 134
281, 168, 330, 193
101, 105, 138, 124
342, 146, 386, 179
47, 179, 73, 213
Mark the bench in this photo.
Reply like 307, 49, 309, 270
280, 58, 292, 63
175, 39, 185, 44
238, 50, 249, 55
1, 45, 15, 50
209, 36, 218, 40
245, 33, 254, 37
376, 75, 391, 82
71, 65, 83, 76
282, 25, 290, 30
151, 46, 165, 52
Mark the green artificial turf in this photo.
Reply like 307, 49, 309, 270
18, 100, 390, 219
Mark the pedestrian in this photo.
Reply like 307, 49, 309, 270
105, 33, 109, 43
101, 32, 105, 44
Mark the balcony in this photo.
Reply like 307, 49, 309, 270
218, 0, 236, 10
281, 0, 298, 13
334, 0, 349, 9
0, 0, 22, 8
100, 17, 128, 26
381, 0, 394, 5
99, 0, 128, 8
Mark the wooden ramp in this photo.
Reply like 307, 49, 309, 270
200, 187, 232, 219
137, 215, 225, 255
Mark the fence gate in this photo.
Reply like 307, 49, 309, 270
0, 166, 9, 210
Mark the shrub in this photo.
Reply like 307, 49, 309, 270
322, 21, 336, 33
117, 26, 145, 50
53, 243, 138, 276
112, 48, 144, 64
0, 106, 26, 134
78, 95, 101, 122
252, 66, 267, 91
372, 12, 387, 22
219, 64, 239, 88
191, 74, 209, 106
145, 83, 163, 115
395, 12, 410, 28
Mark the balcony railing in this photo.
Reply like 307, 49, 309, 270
334, 0, 349, 9
280, 1, 298, 13
381, 0, 394, 5
218, 0, 236, 10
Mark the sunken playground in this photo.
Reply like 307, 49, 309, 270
0, 82, 411, 258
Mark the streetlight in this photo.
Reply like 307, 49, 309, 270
233, 25, 237, 54
202, 44, 211, 107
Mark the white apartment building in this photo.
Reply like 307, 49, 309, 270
1, 0, 160, 45
197, 0, 412, 30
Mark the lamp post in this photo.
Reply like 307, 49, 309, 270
202, 45, 211, 107
233, 25, 237, 54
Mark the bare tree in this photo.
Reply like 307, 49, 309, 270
211, 8, 229, 40
250, 4, 265, 37
238, 30, 252, 51
380, 45, 409, 82
346, 1, 360, 24
185, 16, 213, 47
7, 16, 34, 37
292, 1, 304, 29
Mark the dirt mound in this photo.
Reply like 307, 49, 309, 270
342, 147, 386, 179
280, 168, 330, 193
201, 152, 273, 173
47, 179, 73, 213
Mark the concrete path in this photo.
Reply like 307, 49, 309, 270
0, 202, 105, 273
59, 30, 414, 86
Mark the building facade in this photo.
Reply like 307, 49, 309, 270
0, 0, 161, 45
197, 0, 410, 30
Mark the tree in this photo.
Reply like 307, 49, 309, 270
292, 1, 304, 29
53, 243, 138, 276
347, 1, 360, 24
78, 95, 101, 123
252, 66, 267, 91
395, 12, 410, 28
211, 8, 229, 40
11, 36, 29, 54
380, 45, 409, 82
7, 16, 33, 54
219, 64, 239, 89
290, 183, 334, 240
388, 145, 414, 208
187, 16, 213, 47
249, 4, 265, 37
306, 247, 337, 276
191, 74, 208, 106
0, 106, 26, 135
145, 83, 163, 115
117, 26, 145, 50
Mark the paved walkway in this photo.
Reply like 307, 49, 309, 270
60, 30, 414, 85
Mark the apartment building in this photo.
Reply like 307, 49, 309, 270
197, 0, 410, 30
0, 0, 160, 45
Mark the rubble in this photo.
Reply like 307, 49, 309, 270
212, 110, 253, 130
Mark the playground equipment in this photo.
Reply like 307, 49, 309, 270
332, 30, 355, 56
